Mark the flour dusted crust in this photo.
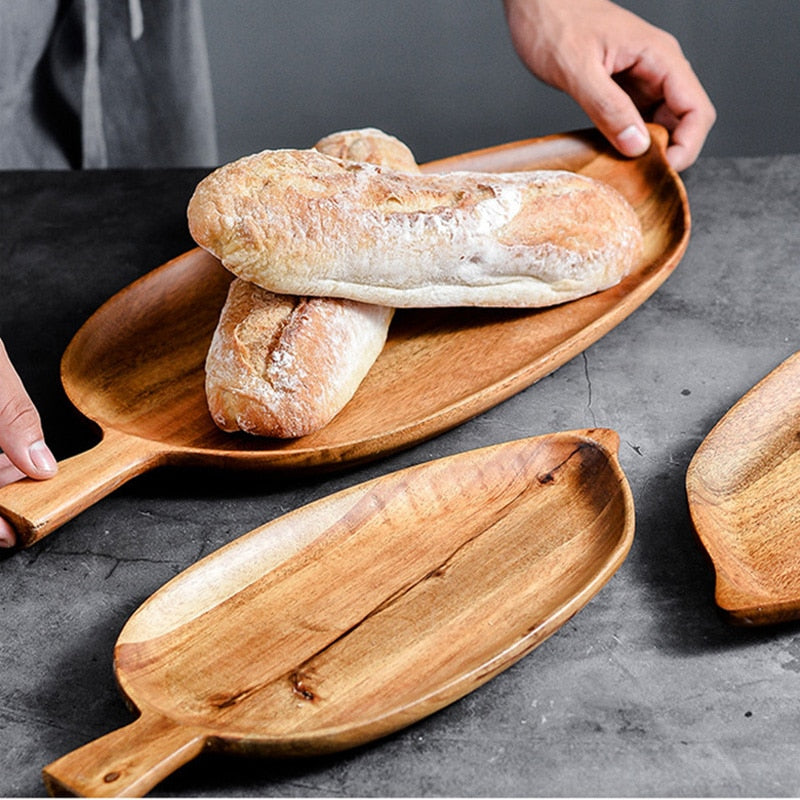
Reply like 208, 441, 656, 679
187, 146, 643, 308
313, 127, 418, 171
205, 280, 393, 437
204, 129, 414, 437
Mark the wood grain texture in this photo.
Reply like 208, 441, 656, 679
0, 124, 688, 547
687, 350, 800, 625
42, 429, 634, 797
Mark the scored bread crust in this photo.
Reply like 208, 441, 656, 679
188, 147, 643, 308
204, 129, 415, 438
205, 280, 393, 437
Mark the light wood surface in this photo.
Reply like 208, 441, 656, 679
0, 124, 687, 548
41, 429, 634, 797
687, 350, 800, 625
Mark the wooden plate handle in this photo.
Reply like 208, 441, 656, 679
0, 429, 165, 548
42, 712, 206, 797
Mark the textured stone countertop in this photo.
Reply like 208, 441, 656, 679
1, 151, 798, 797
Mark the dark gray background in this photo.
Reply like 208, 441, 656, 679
201, 0, 799, 165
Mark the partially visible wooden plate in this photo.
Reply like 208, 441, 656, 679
687, 350, 800, 625
42, 429, 634, 797
0, 124, 688, 547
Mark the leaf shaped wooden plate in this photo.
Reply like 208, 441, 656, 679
687, 350, 800, 625
0, 124, 686, 548
42, 429, 634, 797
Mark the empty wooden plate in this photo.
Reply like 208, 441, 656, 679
687, 350, 800, 625
42, 429, 634, 797
0, 124, 686, 548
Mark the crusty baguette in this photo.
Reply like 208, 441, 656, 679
187, 147, 643, 309
204, 281, 394, 437
204, 129, 416, 438
312, 127, 418, 171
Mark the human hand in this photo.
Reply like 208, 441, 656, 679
502, 0, 716, 171
0, 339, 58, 548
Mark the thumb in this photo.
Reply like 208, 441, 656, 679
570, 65, 651, 158
0, 340, 57, 480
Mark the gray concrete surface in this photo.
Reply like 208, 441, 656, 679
1, 149, 799, 796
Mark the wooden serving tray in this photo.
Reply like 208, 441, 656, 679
687, 350, 800, 625
0, 124, 688, 547
42, 429, 634, 797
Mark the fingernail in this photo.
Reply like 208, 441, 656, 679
29, 440, 58, 476
0, 520, 16, 549
617, 124, 650, 155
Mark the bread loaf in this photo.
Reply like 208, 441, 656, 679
312, 127, 418, 171
204, 129, 416, 438
187, 145, 643, 309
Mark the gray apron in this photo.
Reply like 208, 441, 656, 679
0, 0, 218, 168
